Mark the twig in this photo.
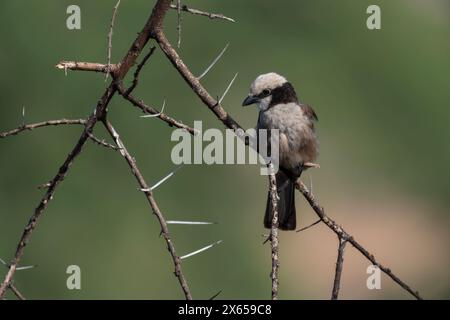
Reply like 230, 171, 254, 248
102, 119, 192, 300
169, 4, 235, 23
87, 132, 121, 151
106, 0, 121, 80
9, 284, 25, 300
331, 237, 347, 300
296, 218, 322, 233
268, 164, 279, 300
295, 180, 423, 300
176, 0, 182, 48
125, 47, 157, 95
117, 86, 196, 135
0, 119, 86, 138
55, 61, 113, 74
209, 290, 222, 300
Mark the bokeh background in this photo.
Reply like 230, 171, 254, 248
1, 0, 449, 299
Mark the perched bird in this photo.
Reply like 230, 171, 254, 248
242, 73, 318, 230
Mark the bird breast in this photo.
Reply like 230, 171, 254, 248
257, 103, 317, 167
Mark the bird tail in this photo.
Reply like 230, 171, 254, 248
264, 170, 296, 231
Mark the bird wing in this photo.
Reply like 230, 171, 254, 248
301, 104, 318, 122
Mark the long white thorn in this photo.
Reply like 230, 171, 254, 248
219, 72, 238, 104
309, 173, 313, 195
0, 258, 36, 271
180, 240, 223, 260
16, 265, 37, 271
140, 100, 166, 118
197, 43, 229, 80
140, 165, 184, 192
167, 220, 217, 225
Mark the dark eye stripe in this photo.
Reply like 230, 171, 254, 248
258, 89, 271, 99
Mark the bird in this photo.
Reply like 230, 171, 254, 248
242, 72, 318, 231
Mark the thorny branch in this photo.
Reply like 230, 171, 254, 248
8, 284, 25, 300
0, 119, 86, 138
0, 119, 118, 152
0, 0, 183, 299
295, 181, 423, 300
125, 46, 157, 96
170, 3, 235, 23
117, 85, 197, 135
268, 166, 279, 300
331, 237, 347, 300
0, 0, 423, 300
102, 119, 192, 300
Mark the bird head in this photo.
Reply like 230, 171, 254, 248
242, 72, 297, 111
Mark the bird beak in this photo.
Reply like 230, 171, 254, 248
242, 95, 259, 106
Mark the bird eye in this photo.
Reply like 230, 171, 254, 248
262, 89, 271, 96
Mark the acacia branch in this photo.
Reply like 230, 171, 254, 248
117, 86, 196, 134
295, 181, 423, 300
152, 30, 242, 134
0, 0, 172, 299
87, 132, 121, 151
9, 284, 25, 300
102, 119, 192, 300
268, 166, 279, 300
125, 46, 157, 95
0, 119, 86, 138
331, 237, 347, 300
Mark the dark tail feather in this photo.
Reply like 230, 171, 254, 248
264, 170, 296, 231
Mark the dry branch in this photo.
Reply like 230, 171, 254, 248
102, 119, 192, 299
9, 284, 25, 300
106, 0, 121, 80
55, 61, 114, 74
170, 3, 235, 22
0, 0, 174, 299
87, 132, 121, 151
0, 119, 86, 138
268, 167, 279, 300
331, 237, 347, 300
117, 86, 196, 135
152, 30, 242, 133
125, 46, 157, 95
295, 181, 423, 300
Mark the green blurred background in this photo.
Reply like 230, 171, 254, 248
1, 0, 449, 299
